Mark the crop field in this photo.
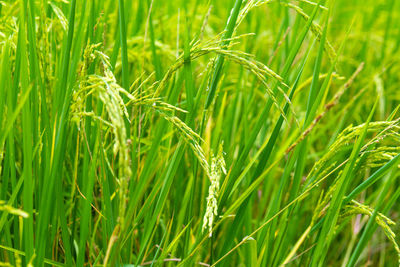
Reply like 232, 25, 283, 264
0, 0, 400, 266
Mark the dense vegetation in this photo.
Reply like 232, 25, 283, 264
0, 0, 400, 266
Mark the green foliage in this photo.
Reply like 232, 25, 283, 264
0, 0, 399, 266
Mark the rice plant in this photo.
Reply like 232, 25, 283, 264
0, 0, 400, 266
